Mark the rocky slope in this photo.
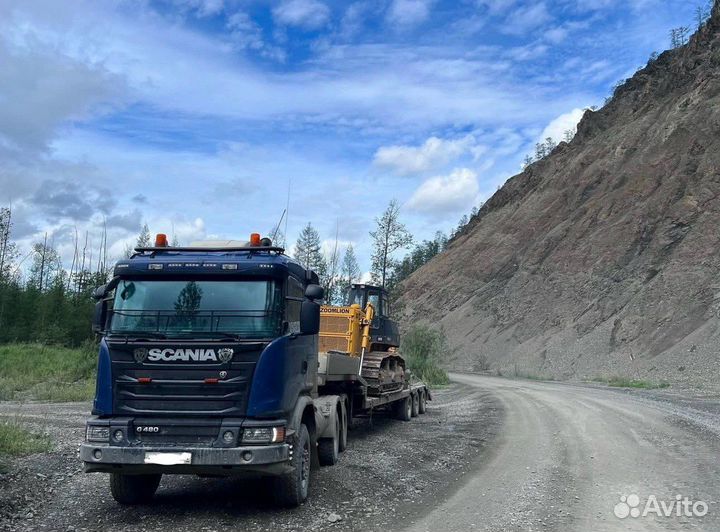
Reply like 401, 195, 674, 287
398, 1, 720, 391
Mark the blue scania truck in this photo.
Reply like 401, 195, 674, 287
80, 234, 429, 507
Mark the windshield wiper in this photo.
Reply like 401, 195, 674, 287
111, 331, 168, 340
197, 332, 244, 341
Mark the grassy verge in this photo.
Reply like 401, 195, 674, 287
592, 377, 670, 389
401, 325, 451, 386
0, 343, 96, 402
0, 421, 52, 472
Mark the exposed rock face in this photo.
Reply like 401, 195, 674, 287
398, 2, 720, 390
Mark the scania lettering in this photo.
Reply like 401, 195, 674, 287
80, 234, 430, 507
146, 348, 220, 362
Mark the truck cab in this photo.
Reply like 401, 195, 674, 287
80, 235, 326, 506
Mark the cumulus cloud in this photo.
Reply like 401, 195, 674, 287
273, 0, 330, 30
386, 0, 433, 27
539, 108, 585, 144
373, 135, 485, 177
106, 209, 143, 232
406, 168, 479, 216
0, 39, 125, 153
31, 180, 117, 222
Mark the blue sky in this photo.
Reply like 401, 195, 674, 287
0, 0, 702, 276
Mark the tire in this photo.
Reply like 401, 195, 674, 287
418, 390, 427, 414
318, 414, 340, 466
110, 473, 161, 505
274, 424, 311, 507
338, 406, 348, 452
411, 393, 419, 417
396, 396, 412, 421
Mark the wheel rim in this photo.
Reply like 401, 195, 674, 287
406, 399, 411, 417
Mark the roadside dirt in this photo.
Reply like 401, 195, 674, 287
0, 384, 502, 532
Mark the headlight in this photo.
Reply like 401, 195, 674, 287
86, 425, 110, 442
241, 426, 285, 444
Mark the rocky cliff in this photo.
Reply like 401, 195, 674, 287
398, 1, 720, 391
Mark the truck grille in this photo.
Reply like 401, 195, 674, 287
108, 341, 264, 417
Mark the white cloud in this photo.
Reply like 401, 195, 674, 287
386, 0, 433, 27
406, 168, 479, 216
0, 39, 125, 153
373, 135, 485, 177
273, 0, 330, 30
539, 108, 585, 144
501, 2, 552, 36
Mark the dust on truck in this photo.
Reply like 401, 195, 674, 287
80, 234, 430, 507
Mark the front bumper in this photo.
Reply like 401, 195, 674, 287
80, 442, 290, 475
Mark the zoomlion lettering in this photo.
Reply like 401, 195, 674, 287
148, 348, 218, 362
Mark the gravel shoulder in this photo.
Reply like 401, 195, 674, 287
0, 384, 503, 532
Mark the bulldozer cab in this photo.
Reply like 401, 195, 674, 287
345, 284, 390, 318
345, 284, 399, 350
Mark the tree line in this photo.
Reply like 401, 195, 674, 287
0, 197, 465, 346
0, 207, 107, 346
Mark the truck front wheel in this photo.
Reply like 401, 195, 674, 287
274, 423, 311, 507
110, 473, 161, 505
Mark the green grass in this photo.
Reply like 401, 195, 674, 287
401, 325, 451, 386
0, 343, 97, 402
592, 377, 670, 389
0, 421, 52, 472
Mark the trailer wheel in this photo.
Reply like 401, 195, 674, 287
418, 390, 427, 414
318, 414, 340, 466
110, 473, 161, 505
274, 423, 311, 507
338, 406, 348, 452
396, 396, 412, 421
411, 393, 419, 417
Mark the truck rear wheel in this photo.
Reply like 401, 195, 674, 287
411, 393, 419, 417
396, 396, 412, 421
274, 423, 311, 507
418, 390, 427, 414
318, 414, 340, 466
110, 473, 161, 505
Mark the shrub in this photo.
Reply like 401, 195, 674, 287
401, 325, 450, 386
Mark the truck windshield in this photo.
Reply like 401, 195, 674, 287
109, 279, 281, 338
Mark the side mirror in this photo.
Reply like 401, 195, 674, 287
92, 300, 108, 334
305, 284, 324, 301
92, 285, 107, 301
300, 300, 320, 335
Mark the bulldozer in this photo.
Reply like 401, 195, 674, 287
319, 284, 406, 394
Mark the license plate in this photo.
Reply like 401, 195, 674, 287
144, 452, 192, 465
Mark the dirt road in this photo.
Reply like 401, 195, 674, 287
0, 384, 502, 532
3, 375, 720, 531
408, 373, 720, 532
